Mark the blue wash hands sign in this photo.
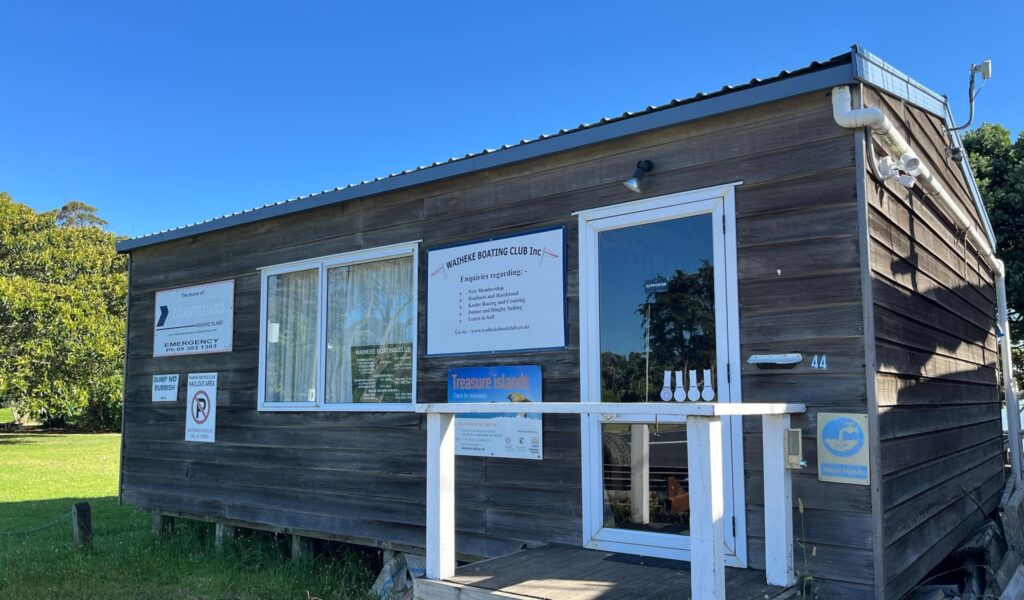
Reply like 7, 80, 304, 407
817, 413, 870, 485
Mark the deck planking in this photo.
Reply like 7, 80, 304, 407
432, 545, 791, 600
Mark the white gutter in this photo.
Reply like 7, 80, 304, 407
832, 85, 1022, 484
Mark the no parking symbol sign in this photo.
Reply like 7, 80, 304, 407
185, 372, 217, 443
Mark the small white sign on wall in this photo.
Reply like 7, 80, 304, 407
151, 374, 179, 402
153, 280, 234, 357
817, 413, 870, 485
185, 372, 218, 443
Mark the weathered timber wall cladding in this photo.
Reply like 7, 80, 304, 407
861, 85, 1002, 600
122, 89, 867, 567
119, 50, 1009, 600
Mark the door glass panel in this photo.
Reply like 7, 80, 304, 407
597, 214, 716, 404
597, 214, 713, 536
602, 423, 690, 534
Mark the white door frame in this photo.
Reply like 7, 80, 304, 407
577, 182, 747, 568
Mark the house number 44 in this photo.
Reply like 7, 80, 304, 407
810, 354, 828, 369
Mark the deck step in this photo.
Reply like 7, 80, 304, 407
415, 578, 529, 599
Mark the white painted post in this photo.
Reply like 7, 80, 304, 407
426, 412, 456, 580
687, 415, 725, 600
762, 414, 795, 586
630, 423, 650, 524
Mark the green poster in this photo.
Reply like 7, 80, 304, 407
351, 343, 413, 403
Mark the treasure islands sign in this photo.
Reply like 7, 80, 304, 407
449, 365, 543, 460
426, 228, 566, 355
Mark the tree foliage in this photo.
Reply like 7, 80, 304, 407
0, 192, 126, 430
601, 264, 716, 403
963, 123, 1024, 389
56, 200, 109, 228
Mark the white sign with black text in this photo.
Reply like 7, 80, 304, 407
427, 228, 565, 355
151, 374, 179, 402
185, 372, 217, 443
153, 280, 234, 357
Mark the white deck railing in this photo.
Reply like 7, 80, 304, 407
415, 401, 806, 600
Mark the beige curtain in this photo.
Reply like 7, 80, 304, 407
325, 256, 413, 403
265, 268, 319, 403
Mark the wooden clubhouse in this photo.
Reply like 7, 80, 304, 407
116, 46, 1018, 599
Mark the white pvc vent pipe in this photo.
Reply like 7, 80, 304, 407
832, 85, 1021, 484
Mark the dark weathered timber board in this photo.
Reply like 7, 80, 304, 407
878, 403, 1000, 440
881, 437, 1004, 508
121, 90, 872, 591
868, 186, 992, 292
874, 305, 996, 365
870, 241, 995, 332
883, 474, 1003, 599
128, 115, 850, 288
128, 95, 841, 277
880, 420, 1002, 475
875, 372, 998, 407
746, 537, 874, 584
875, 341, 996, 385
864, 90, 1002, 600
882, 459, 1003, 545
747, 506, 874, 550
869, 212, 996, 317
745, 470, 873, 513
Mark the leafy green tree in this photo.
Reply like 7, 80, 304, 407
0, 193, 126, 430
963, 124, 1024, 389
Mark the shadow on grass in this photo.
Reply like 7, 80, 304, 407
0, 496, 378, 600
0, 423, 94, 441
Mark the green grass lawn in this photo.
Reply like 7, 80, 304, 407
0, 431, 376, 599
0, 407, 12, 423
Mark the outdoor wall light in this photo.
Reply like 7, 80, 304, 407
623, 160, 653, 193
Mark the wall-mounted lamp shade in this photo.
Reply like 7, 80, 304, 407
623, 160, 654, 193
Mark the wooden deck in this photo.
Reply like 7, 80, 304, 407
413, 545, 796, 600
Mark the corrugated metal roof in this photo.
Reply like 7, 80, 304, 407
118, 51, 856, 251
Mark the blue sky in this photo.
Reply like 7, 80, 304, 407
2, 1, 1021, 238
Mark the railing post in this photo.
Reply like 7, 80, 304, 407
687, 415, 725, 600
426, 412, 456, 580
762, 414, 795, 586
630, 423, 650, 524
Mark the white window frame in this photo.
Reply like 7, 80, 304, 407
257, 241, 420, 412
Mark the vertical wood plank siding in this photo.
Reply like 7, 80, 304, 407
121, 90, 872, 594
860, 86, 1004, 600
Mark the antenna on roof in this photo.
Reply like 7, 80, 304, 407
947, 59, 993, 132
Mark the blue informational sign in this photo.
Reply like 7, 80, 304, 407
644, 277, 668, 294
817, 413, 870, 485
448, 365, 543, 460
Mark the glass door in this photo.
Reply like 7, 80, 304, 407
578, 186, 744, 565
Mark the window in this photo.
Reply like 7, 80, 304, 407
258, 242, 418, 411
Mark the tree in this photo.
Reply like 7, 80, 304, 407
0, 193, 126, 430
963, 123, 1024, 389
599, 264, 717, 403
56, 200, 108, 228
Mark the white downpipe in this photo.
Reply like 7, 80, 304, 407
832, 85, 1021, 484
998, 273, 1023, 484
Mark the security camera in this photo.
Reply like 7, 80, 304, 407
948, 146, 965, 162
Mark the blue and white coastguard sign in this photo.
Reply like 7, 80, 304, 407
817, 413, 870, 485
